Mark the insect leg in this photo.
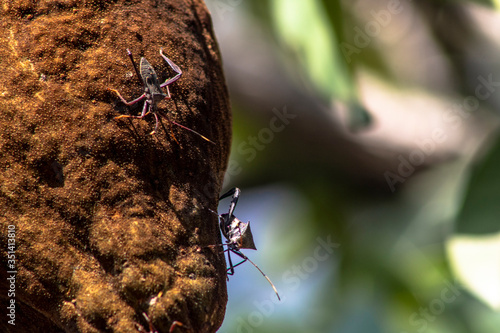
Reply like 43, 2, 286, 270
114, 100, 149, 120
141, 312, 157, 333
109, 89, 146, 106
207, 208, 220, 218
220, 188, 241, 218
159, 48, 182, 87
225, 247, 236, 276
140, 100, 150, 117
227, 251, 248, 270
151, 112, 160, 135
220, 246, 247, 272
169, 321, 184, 333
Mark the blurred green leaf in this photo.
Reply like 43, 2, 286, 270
486, 0, 500, 9
455, 134, 500, 234
269, 0, 371, 129
447, 133, 500, 310
270, 0, 350, 99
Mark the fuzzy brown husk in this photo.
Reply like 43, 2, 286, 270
0, 1, 231, 332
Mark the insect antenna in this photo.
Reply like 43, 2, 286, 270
157, 110, 214, 144
232, 250, 281, 301
158, 114, 180, 145
127, 49, 144, 86
169, 118, 214, 144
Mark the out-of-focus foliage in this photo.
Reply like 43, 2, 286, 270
206, 0, 500, 332
253, 0, 371, 129
269, 1, 352, 101
447, 135, 500, 311
455, 136, 500, 234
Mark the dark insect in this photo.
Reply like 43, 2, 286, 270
213, 187, 280, 300
109, 48, 213, 143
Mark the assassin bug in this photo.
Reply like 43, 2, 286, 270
212, 187, 281, 301
109, 48, 213, 143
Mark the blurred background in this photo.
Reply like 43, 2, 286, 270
205, 0, 500, 332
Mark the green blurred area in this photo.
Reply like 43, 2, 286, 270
206, 0, 500, 332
